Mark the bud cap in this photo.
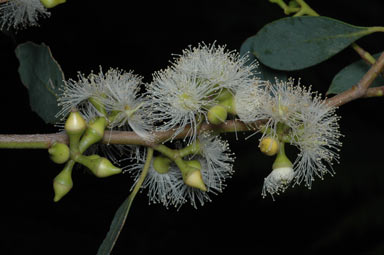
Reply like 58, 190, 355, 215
40, 0, 66, 8
207, 105, 228, 125
65, 110, 86, 136
259, 137, 279, 156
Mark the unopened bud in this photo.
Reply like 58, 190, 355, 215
65, 110, 86, 136
48, 142, 70, 164
215, 88, 233, 102
207, 105, 228, 125
75, 154, 122, 178
94, 157, 122, 177
40, 0, 66, 8
219, 96, 236, 115
259, 137, 279, 156
182, 160, 207, 191
53, 161, 74, 202
89, 96, 107, 116
79, 117, 107, 153
153, 156, 172, 174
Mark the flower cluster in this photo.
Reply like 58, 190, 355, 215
235, 78, 342, 198
57, 67, 153, 141
56, 42, 342, 206
126, 133, 234, 209
147, 42, 260, 143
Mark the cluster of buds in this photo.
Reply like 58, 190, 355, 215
50, 109, 121, 202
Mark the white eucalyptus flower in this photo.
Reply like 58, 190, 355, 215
234, 80, 267, 123
143, 162, 185, 208
197, 133, 235, 193
124, 151, 187, 209
172, 42, 259, 92
126, 134, 234, 209
291, 91, 342, 188
262, 166, 295, 199
0, 0, 50, 30
57, 68, 153, 140
95, 68, 153, 141
255, 78, 342, 192
147, 68, 218, 143
57, 71, 105, 120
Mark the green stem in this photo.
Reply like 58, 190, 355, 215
178, 141, 201, 157
153, 144, 178, 160
132, 147, 154, 196
367, 26, 384, 33
0, 140, 50, 149
293, 0, 319, 16
0, 133, 67, 149
0, 120, 263, 149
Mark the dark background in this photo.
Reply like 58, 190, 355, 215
1, 0, 384, 254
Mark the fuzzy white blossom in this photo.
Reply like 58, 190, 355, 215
0, 0, 50, 30
262, 167, 295, 199
95, 68, 153, 141
126, 134, 234, 209
147, 68, 217, 143
292, 90, 342, 188
245, 79, 342, 197
172, 42, 259, 92
57, 71, 105, 120
57, 68, 153, 141
197, 133, 235, 194
147, 43, 261, 144
234, 80, 267, 123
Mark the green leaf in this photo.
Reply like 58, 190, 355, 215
97, 148, 153, 255
240, 35, 287, 83
15, 42, 64, 124
327, 52, 384, 95
97, 194, 135, 255
250, 16, 381, 71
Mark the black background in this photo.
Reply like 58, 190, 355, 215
1, 0, 384, 254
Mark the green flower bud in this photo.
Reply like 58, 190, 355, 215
215, 88, 233, 102
259, 137, 279, 156
65, 110, 86, 136
89, 97, 107, 116
75, 155, 122, 178
153, 156, 172, 174
65, 110, 87, 152
207, 105, 228, 125
40, 0, 66, 8
185, 159, 202, 170
53, 160, 74, 202
219, 97, 236, 115
78, 117, 107, 153
182, 160, 207, 191
48, 142, 70, 164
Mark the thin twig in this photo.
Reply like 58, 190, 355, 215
364, 86, 384, 98
325, 52, 384, 107
0, 120, 254, 149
